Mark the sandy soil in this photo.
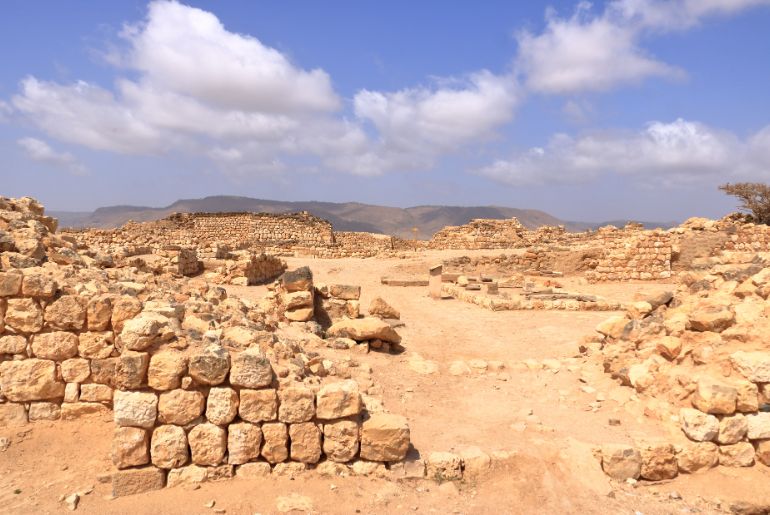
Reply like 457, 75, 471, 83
2, 250, 769, 514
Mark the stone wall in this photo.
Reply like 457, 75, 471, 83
585, 230, 672, 282
428, 218, 527, 249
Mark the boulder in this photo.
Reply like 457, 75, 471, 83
206, 387, 239, 425
688, 303, 734, 332
719, 442, 755, 467
113, 390, 158, 429
44, 295, 86, 331
229, 348, 273, 388
112, 427, 150, 469
5, 298, 44, 333
360, 413, 410, 462
680, 408, 719, 442
239, 388, 278, 423
278, 386, 315, 423
639, 442, 678, 480
316, 380, 362, 420
77, 331, 114, 359
0, 359, 64, 401
227, 422, 262, 465
289, 422, 322, 464
323, 419, 359, 463
147, 351, 187, 391
692, 379, 737, 415
188, 423, 227, 466
368, 297, 400, 319
676, 442, 718, 474
730, 351, 770, 383
261, 422, 289, 463
158, 389, 205, 425
188, 344, 230, 385
326, 317, 402, 344
151, 425, 189, 469
718, 414, 748, 445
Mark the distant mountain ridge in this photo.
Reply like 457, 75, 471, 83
50, 195, 676, 239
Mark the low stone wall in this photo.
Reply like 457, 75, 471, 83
586, 231, 672, 282
428, 218, 527, 249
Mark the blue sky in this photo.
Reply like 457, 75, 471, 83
1, 0, 770, 223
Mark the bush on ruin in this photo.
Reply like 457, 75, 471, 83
719, 182, 770, 225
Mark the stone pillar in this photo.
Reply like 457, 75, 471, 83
429, 264, 443, 299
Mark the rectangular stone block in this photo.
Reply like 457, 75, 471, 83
111, 467, 165, 497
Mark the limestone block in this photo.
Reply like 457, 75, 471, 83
206, 387, 239, 425
151, 425, 189, 469
158, 389, 205, 425
113, 390, 158, 429
360, 413, 410, 462
315, 380, 362, 420
227, 422, 262, 465
278, 386, 315, 423
323, 419, 359, 463
0, 359, 64, 401
188, 344, 230, 386
229, 348, 273, 388
112, 426, 150, 469
289, 422, 322, 464
188, 423, 227, 466
261, 422, 289, 463
239, 388, 278, 423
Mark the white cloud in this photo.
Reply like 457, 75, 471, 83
476, 119, 769, 186
17, 137, 88, 176
517, 0, 768, 94
0, 100, 11, 122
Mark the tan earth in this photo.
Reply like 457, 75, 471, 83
3, 249, 770, 514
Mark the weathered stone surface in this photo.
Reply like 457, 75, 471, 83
112, 426, 150, 469
21, 273, 56, 298
166, 465, 207, 487
77, 331, 114, 359
0, 271, 23, 296
736, 380, 759, 413
205, 464, 234, 481
426, 452, 463, 481
44, 295, 86, 331
360, 413, 410, 462
282, 267, 313, 292
229, 348, 273, 388
5, 298, 43, 333
119, 312, 169, 351
221, 326, 274, 351
239, 388, 278, 423
113, 390, 158, 428
639, 442, 678, 480
680, 408, 719, 442
147, 351, 187, 391
112, 467, 165, 498
158, 389, 205, 425
326, 318, 401, 344
677, 442, 718, 474
236, 462, 272, 478
458, 446, 491, 478
188, 344, 230, 385
316, 380, 362, 420
285, 307, 314, 322
206, 387, 239, 425
692, 379, 737, 415
86, 295, 113, 331
64, 382, 79, 403
261, 422, 289, 463
0, 334, 27, 354
28, 401, 60, 421
323, 419, 359, 463
114, 350, 149, 390
0, 403, 28, 426
329, 284, 360, 300
90, 357, 118, 386
80, 383, 114, 403
600, 444, 641, 480
30, 331, 78, 360
756, 440, 770, 466
719, 442, 755, 467
688, 303, 735, 332
655, 336, 682, 360
289, 422, 322, 464
747, 413, 770, 440
111, 296, 142, 333
731, 351, 770, 383
61, 402, 110, 419
188, 423, 227, 466
0, 359, 64, 401
595, 315, 630, 339
61, 358, 90, 383
718, 414, 748, 445
283, 290, 314, 310
368, 297, 400, 319
151, 425, 189, 469
227, 422, 262, 465
278, 386, 315, 423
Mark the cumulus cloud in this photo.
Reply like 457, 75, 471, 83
17, 137, 88, 176
0, 100, 11, 122
517, 0, 768, 94
476, 119, 770, 186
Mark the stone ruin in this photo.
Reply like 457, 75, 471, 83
0, 196, 416, 498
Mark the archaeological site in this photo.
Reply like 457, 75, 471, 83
1, 193, 770, 514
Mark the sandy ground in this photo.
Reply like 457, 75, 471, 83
2, 250, 769, 514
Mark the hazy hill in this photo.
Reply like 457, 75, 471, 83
50, 195, 674, 239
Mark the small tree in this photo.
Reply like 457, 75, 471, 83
719, 182, 770, 225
